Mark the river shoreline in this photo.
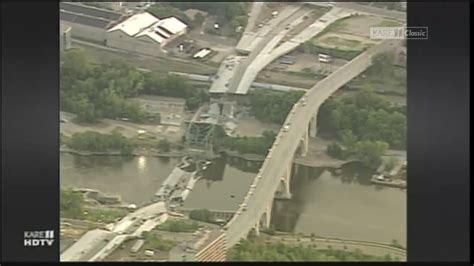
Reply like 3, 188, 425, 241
60, 146, 269, 162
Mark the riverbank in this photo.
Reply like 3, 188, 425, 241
60, 146, 266, 162
60, 146, 186, 159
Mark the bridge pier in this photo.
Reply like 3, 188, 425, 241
262, 202, 273, 229
300, 129, 309, 157
278, 161, 292, 199
253, 221, 260, 236
309, 114, 317, 138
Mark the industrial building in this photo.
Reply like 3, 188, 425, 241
59, 2, 187, 57
106, 12, 188, 56
60, 23, 72, 51
60, 2, 124, 44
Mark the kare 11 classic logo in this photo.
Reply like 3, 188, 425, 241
24, 230, 55, 247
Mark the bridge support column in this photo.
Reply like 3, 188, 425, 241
278, 161, 292, 199
309, 114, 317, 138
262, 202, 273, 229
300, 129, 309, 157
253, 221, 260, 236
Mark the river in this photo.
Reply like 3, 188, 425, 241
60, 153, 406, 246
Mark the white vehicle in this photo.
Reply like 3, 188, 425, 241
250, 184, 256, 188
137, 129, 146, 135
318, 54, 333, 63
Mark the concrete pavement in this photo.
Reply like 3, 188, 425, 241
61, 202, 168, 261
231, 7, 353, 95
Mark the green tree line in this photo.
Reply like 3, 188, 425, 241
66, 131, 136, 155
228, 240, 396, 261
248, 90, 305, 125
320, 88, 406, 150
216, 130, 277, 155
164, 2, 249, 29
60, 50, 209, 123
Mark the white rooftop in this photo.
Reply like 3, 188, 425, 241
108, 12, 159, 36
156, 17, 187, 35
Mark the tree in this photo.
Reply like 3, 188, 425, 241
189, 209, 214, 223
157, 139, 171, 152
320, 89, 406, 150
60, 49, 148, 124
61, 188, 84, 219
354, 140, 389, 169
326, 143, 346, 159
384, 156, 399, 172
73, 95, 97, 123
370, 52, 396, 78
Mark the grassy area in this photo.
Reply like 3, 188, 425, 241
376, 19, 402, 27
315, 16, 351, 38
142, 232, 176, 252
155, 219, 200, 233
228, 239, 399, 261
300, 43, 363, 61
321, 36, 363, 49
83, 207, 128, 224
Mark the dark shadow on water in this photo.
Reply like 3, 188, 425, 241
332, 161, 376, 186
201, 153, 227, 182
201, 153, 261, 182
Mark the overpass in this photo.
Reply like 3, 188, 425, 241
229, 7, 355, 95
61, 202, 168, 261
192, 38, 401, 260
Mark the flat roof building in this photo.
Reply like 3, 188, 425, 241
106, 12, 188, 56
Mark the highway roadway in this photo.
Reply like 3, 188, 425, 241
210, 4, 304, 94
223, 38, 400, 250
228, 6, 310, 94
61, 202, 168, 261
236, 4, 302, 54
230, 7, 354, 95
